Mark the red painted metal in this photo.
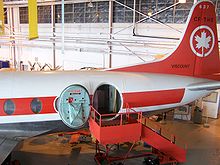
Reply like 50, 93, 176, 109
89, 107, 187, 164
69, 134, 80, 144
89, 106, 142, 145
0, 96, 56, 116
141, 125, 186, 163
0, 89, 184, 116
94, 140, 155, 165
110, 1, 220, 77
122, 89, 185, 108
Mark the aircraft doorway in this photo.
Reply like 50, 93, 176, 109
93, 84, 122, 114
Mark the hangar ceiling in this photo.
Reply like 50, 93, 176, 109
0, 0, 219, 70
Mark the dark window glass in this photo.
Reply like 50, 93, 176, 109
65, 4, 74, 23
139, 0, 157, 23
174, 9, 190, 23
19, 7, 28, 24
4, 0, 25, 1
113, 0, 125, 23
31, 98, 42, 114
174, 1, 193, 23
4, 8, 7, 24
218, 9, 220, 23
38, 6, 51, 23
97, 1, 109, 23
20, 6, 51, 24
16, 0, 219, 24
85, 2, 97, 23
55, 4, 61, 23
19, 2, 109, 24
74, 3, 85, 23
4, 99, 15, 115
54, 97, 59, 112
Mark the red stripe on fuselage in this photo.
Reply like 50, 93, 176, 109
0, 89, 185, 116
0, 96, 56, 116
122, 89, 185, 108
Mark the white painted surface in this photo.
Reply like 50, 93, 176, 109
0, 71, 216, 114
0, 113, 60, 124
202, 90, 220, 119
0, 71, 213, 97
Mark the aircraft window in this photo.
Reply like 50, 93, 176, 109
53, 97, 59, 112
31, 98, 42, 114
93, 84, 122, 114
4, 99, 15, 115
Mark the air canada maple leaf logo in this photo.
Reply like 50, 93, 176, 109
190, 26, 215, 57
195, 31, 211, 50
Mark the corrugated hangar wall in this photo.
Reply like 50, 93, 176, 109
0, 0, 219, 70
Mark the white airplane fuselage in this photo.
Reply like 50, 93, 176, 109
0, 71, 214, 124
1, 1, 220, 164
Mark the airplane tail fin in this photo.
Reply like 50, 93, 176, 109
111, 0, 220, 77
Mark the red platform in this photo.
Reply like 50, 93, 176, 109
89, 106, 187, 164
89, 107, 142, 145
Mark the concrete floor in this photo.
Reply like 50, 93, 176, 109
11, 116, 220, 165
160, 118, 220, 165
12, 134, 148, 165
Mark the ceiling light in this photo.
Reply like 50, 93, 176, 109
147, 9, 153, 16
88, 1, 93, 8
179, 0, 186, 3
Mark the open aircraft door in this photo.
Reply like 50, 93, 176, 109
57, 85, 90, 129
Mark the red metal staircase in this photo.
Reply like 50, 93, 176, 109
141, 124, 186, 163
89, 106, 187, 164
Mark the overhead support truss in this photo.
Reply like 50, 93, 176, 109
113, 0, 183, 36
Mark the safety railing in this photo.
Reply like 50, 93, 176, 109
142, 117, 188, 150
90, 106, 143, 127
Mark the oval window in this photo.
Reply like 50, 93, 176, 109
31, 98, 42, 114
53, 97, 59, 112
4, 99, 15, 115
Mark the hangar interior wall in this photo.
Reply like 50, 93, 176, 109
0, 0, 219, 70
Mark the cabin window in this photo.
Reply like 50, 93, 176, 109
31, 98, 42, 114
4, 99, 15, 115
53, 97, 59, 112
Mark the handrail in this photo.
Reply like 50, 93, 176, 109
125, 102, 137, 113
90, 106, 142, 127
90, 106, 186, 150
91, 106, 140, 117
143, 117, 188, 150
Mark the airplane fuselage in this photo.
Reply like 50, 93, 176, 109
0, 1, 219, 164
0, 71, 215, 124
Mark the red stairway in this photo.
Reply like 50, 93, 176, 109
141, 124, 186, 163
89, 106, 187, 164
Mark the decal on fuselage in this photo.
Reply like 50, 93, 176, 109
171, 64, 190, 69
193, 17, 214, 23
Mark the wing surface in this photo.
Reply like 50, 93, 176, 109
0, 136, 19, 164
187, 81, 220, 91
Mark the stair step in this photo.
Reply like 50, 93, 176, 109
141, 125, 186, 163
